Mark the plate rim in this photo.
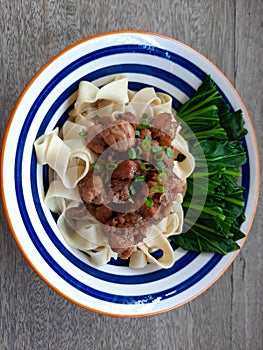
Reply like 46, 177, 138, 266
0, 30, 260, 318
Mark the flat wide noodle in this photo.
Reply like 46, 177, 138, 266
73, 77, 129, 119
133, 229, 175, 269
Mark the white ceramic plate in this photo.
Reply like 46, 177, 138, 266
1, 31, 260, 317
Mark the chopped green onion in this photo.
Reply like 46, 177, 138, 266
129, 185, 136, 196
78, 131, 87, 137
141, 139, 151, 152
166, 147, 174, 158
150, 185, 165, 193
92, 115, 100, 122
152, 145, 162, 153
134, 174, 145, 182
137, 113, 148, 124
101, 172, 110, 183
144, 197, 154, 208
156, 161, 166, 170
136, 146, 143, 157
154, 150, 166, 161
128, 147, 137, 159
140, 162, 152, 171
137, 113, 151, 129
106, 162, 118, 170
144, 135, 151, 141
157, 171, 168, 184
135, 130, 140, 137
137, 123, 151, 129
128, 197, 134, 204
91, 163, 100, 171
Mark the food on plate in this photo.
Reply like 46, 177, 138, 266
34, 77, 195, 268
77, 112, 184, 260
34, 75, 247, 268
172, 76, 247, 254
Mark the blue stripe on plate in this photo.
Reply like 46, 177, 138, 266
81, 64, 195, 102
14, 43, 248, 303
35, 64, 194, 137
49, 44, 206, 85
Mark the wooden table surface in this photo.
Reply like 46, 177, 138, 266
0, 1, 262, 349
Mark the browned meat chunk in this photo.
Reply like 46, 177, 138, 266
151, 113, 178, 137
94, 205, 112, 223
146, 170, 158, 182
159, 202, 172, 218
140, 128, 151, 139
119, 247, 133, 259
78, 173, 103, 204
108, 232, 134, 258
165, 175, 183, 195
139, 203, 160, 220
101, 122, 135, 152
159, 192, 169, 205
111, 213, 143, 228
147, 181, 158, 195
151, 113, 178, 146
119, 112, 138, 128
122, 212, 141, 225
163, 158, 174, 176
112, 160, 140, 179
116, 214, 125, 225
152, 132, 172, 146
86, 124, 107, 154
111, 180, 131, 202
133, 228, 147, 244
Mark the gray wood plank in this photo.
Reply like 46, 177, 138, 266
0, 0, 262, 349
232, 1, 263, 350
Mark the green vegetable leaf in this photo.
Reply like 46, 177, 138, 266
191, 139, 247, 169
219, 106, 248, 141
173, 74, 247, 255
177, 75, 248, 142
172, 227, 241, 255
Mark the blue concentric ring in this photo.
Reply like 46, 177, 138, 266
14, 43, 250, 304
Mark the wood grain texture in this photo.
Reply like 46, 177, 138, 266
232, 1, 263, 350
0, 1, 262, 349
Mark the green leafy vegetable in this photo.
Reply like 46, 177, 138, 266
171, 75, 247, 255
191, 139, 247, 168
218, 105, 248, 140
177, 75, 248, 142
